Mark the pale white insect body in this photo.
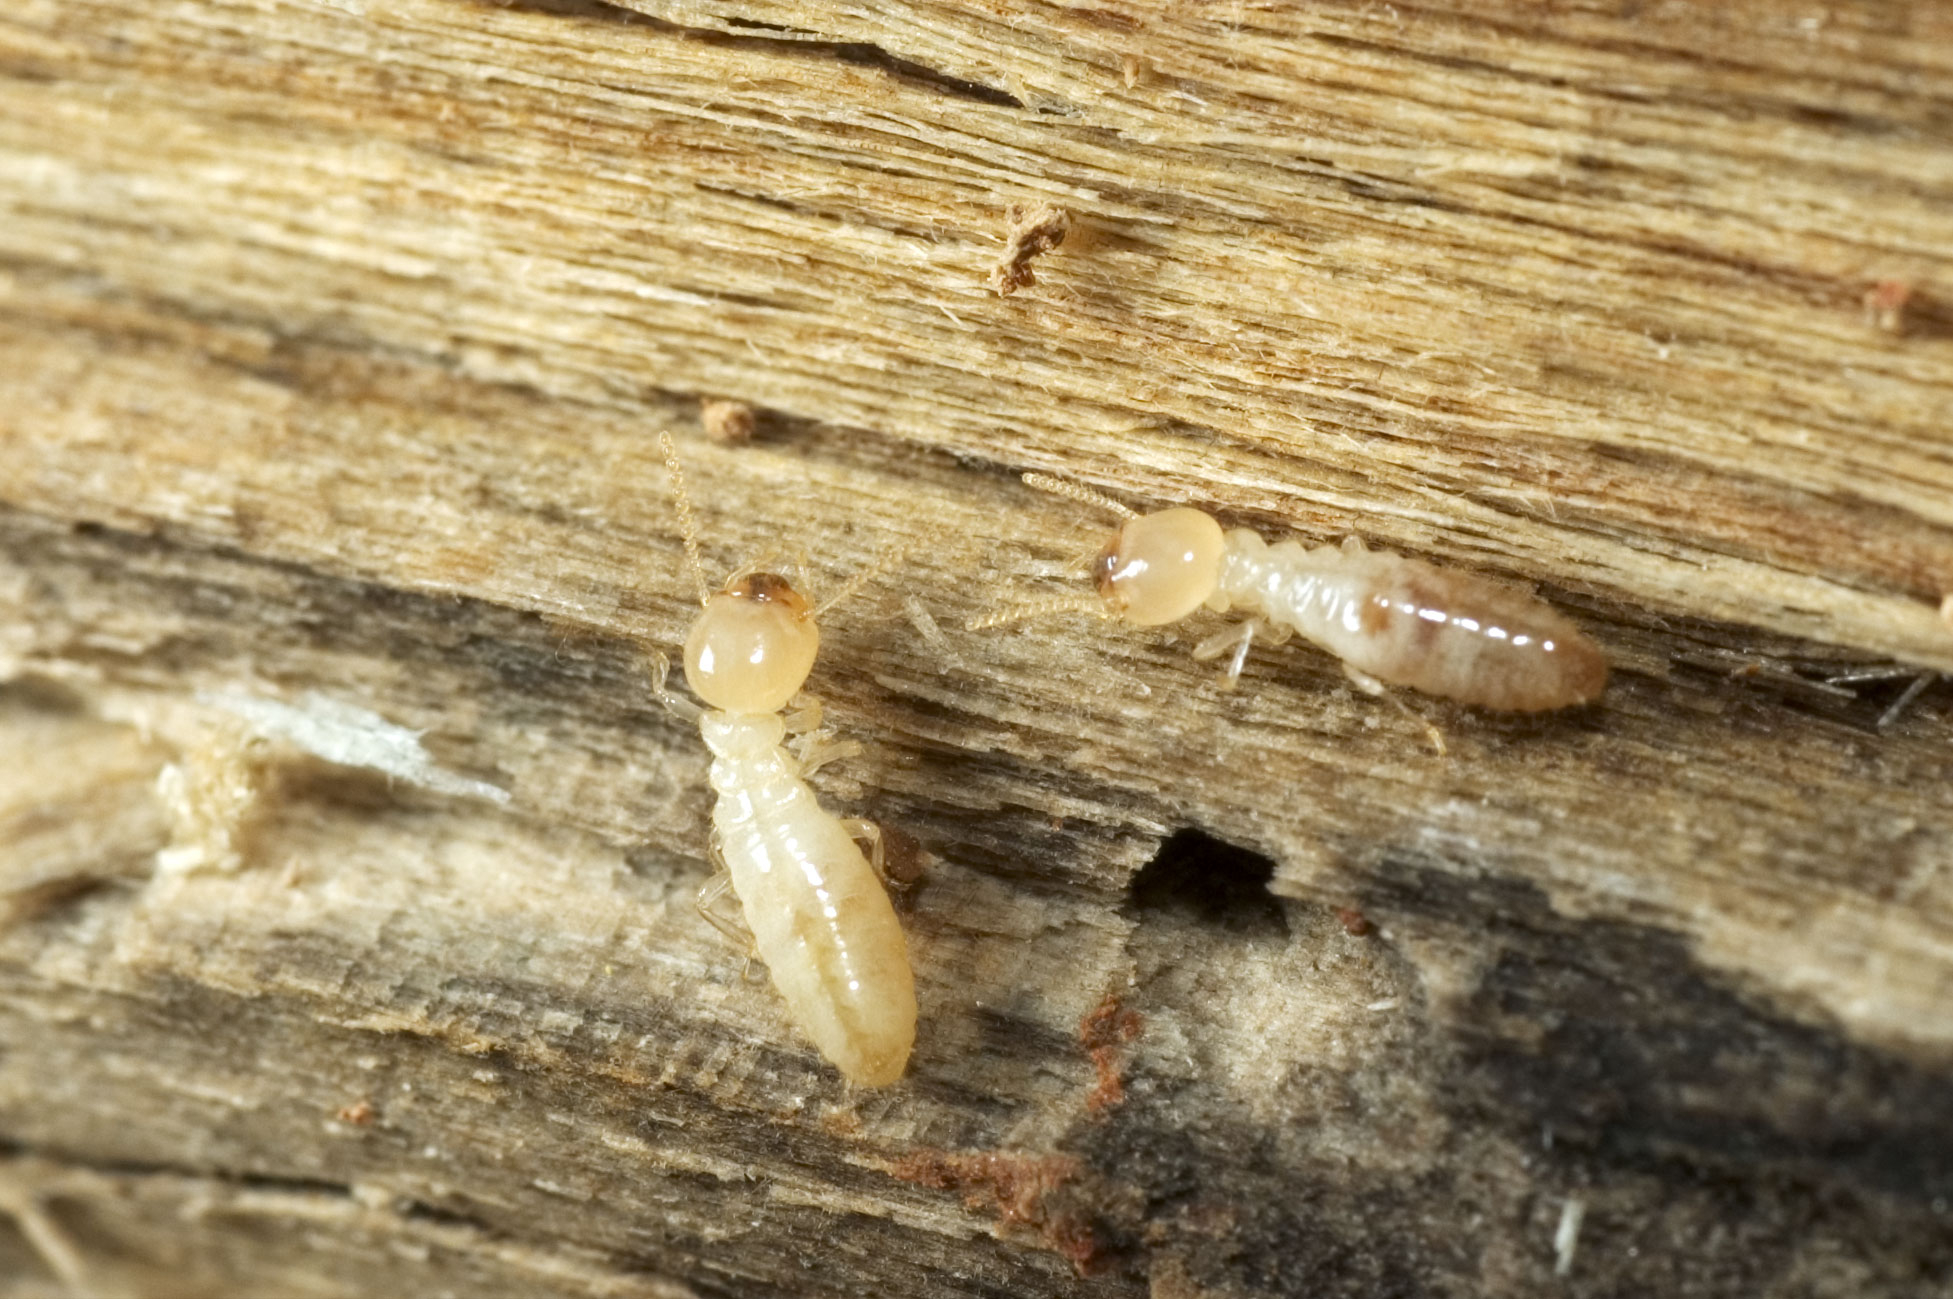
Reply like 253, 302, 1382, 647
987, 475, 1607, 711
658, 436, 916, 1087
698, 708, 915, 1086
1208, 529, 1608, 711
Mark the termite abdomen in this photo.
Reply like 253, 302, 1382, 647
1343, 558, 1608, 711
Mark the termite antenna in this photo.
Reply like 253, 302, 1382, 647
1022, 472, 1139, 520
659, 430, 712, 607
813, 540, 915, 619
968, 592, 1113, 631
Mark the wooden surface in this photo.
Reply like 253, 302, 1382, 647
3, 2, 1952, 1295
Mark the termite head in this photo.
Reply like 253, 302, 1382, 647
1095, 508, 1226, 627
683, 572, 820, 714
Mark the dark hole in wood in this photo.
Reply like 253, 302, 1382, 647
1127, 829, 1288, 938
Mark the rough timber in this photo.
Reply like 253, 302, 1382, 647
2, 3, 1952, 1296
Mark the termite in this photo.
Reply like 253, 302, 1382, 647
974, 474, 1607, 711
650, 434, 916, 1086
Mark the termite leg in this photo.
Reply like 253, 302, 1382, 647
783, 695, 862, 778
696, 850, 752, 948
1400, 698, 1448, 758
1340, 534, 1370, 556
795, 733, 863, 781
1342, 663, 1387, 696
1193, 619, 1263, 690
1344, 665, 1448, 755
649, 652, 704, 724
1225, 623, 1258, 684
783, 694, 824, 735
699, 873, 767, 983
841, 817, 887, 885
695, 836, 753, 957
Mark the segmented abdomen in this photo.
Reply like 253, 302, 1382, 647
711, 749, 916, 1086
1217, 530, 1607, 711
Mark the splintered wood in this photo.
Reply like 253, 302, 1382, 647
2, 2, 1952, 1297
990, 203, 1072, 296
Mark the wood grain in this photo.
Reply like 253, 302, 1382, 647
2, 2, 1951, 1295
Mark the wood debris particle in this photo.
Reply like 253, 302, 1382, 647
700, 398, 757, 446
1553, 1197, 1586, 1277
1334, 906, 1374, 937
154, 723, 271, 875
1863, 278, 1912, 333
874, 821, 929, 894
902, 595, 955, 667
886, 1150, 1100, 1272
1080, 991, 1145, 1115
990, 204, 1072, 296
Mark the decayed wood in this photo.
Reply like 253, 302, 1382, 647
2, 2, 1952, 1296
